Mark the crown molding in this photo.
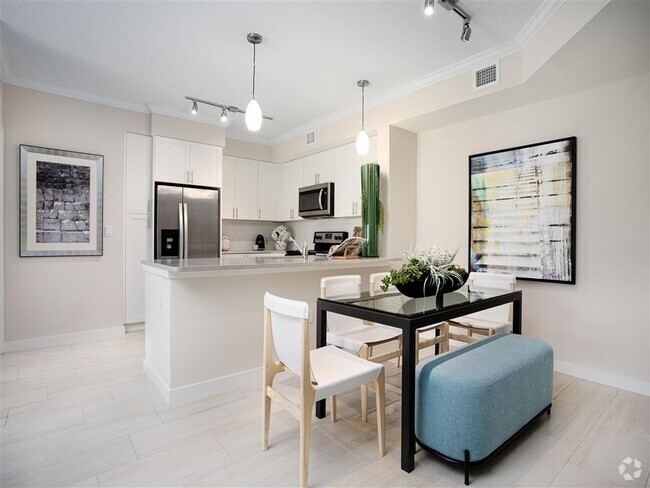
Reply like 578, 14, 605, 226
266, 0, 565, 146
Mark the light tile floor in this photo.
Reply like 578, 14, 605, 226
0, 332, 648, 487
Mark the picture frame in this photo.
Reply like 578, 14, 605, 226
468, 137, 576, 284
20, 144, 104, 257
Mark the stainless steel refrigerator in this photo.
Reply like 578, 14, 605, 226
155, 183, 221, 259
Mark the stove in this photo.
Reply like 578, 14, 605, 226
313, 231, 348, 255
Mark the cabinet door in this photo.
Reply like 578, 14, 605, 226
303, 154, 319, 186
234, 158, 258, 220
291, 159, 304, 220
190, 142, 222, 187
257, 161, 278, 221
277, 162, 293, 221
334, 143, 357, 217
222, 156, 237, 219
125, 133, 151, 214
125, 214, 148, 324
153, 136, 190, 184
314, 150, 335, 183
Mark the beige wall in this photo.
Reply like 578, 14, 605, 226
3, 85, 150, 342
150, 113, 224, 146
224, 138, 273, 161
416, 74, 650, 389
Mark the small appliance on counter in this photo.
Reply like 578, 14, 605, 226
222, 236, 231, 252
255, 234, 266, 250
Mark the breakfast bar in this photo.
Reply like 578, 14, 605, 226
142, 256, 397, 403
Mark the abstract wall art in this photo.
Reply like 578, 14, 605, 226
20, 145, 104, 257
469, 137, 576, 284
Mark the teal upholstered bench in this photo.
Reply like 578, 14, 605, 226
415, 333, 553, 485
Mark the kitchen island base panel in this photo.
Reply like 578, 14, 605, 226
143, 261, 393, 403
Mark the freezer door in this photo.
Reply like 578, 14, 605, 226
183, 187, 220, 258
155, 185, 183, 259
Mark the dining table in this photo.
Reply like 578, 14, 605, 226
315, 285, 523, 473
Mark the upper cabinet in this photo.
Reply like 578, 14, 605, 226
153, 136, 222, 187
125, 133, 152, 215
334, 136, 377, 218
277, 159, 303, 221
303, 150, 334, 186
234, 158, 259, 220
257, 162, 278, 221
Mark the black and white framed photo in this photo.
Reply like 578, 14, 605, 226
468, 137, 576, 284
20, 145, 104, 257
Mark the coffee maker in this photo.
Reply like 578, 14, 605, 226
255, 234, 266, 250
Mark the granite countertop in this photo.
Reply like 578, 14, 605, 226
142, 255, 397, 278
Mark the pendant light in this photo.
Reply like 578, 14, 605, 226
245, 33, 263, 132
356, 80, 370, 155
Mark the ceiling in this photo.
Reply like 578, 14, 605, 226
1, 1, 555, 144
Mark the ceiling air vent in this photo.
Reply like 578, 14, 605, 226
305, 131, 315, 146
473, 62, 499, 91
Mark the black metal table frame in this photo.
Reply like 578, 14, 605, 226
316, 290, 522, 473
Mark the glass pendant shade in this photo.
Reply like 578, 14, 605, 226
356, 130, 370, 155
245, 98, 263, 131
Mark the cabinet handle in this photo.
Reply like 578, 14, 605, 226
236, 208, 239, 219
232, 207, 235, 218
190, 170, 194, 183
258, 209, 261, 220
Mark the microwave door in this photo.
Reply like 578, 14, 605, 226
155, 184, 183, 259
183, 187, 220, 258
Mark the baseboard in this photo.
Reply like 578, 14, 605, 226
555, 360, 649, 396
143, 362, 261, 404
125, 322, 144, 333
3, 326, 125, 352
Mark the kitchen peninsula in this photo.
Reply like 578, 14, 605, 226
142, 255, 396, 403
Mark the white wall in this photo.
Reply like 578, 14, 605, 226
3, 85, 150, 344
416, 74, 650, 392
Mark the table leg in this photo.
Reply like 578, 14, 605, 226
400, 327, 416, 472
316, 301, 327, 419
513, 297, 522, 335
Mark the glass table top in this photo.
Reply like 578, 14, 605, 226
322, 285, 519, 318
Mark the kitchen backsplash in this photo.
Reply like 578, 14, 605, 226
222, 217, 362, 253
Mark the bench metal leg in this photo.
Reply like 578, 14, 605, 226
464, 450, 470, 485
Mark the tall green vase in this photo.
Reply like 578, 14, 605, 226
361, 162, 382, 257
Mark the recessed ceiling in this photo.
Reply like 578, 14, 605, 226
1, 1, 554, 144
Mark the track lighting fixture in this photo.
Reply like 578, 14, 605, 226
185, 96, 273, 125
424, 0, 435, 16
356, 80, 370, 156
425, 0, 472, 42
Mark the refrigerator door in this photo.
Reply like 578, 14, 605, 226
155, 185, 183, 259
183, 187, 220, 258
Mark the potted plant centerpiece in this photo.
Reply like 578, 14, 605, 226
381, 246, 468, 298
271, 225, 291, 251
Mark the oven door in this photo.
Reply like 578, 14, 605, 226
298, 183, 334, 218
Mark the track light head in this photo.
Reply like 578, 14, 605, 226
461, 21, 472, 42
424, 0, 435, 16
190, 100, 198, 115
220, 109, 228, 123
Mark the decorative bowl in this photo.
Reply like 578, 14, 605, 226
395, 272, 469, 298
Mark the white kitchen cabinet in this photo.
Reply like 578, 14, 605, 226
334, 137, 377, 217
234, 158, 258, 220
277, 158, 303, 220
153, 136, 222, 187
222, 156, 236, 219
303, 150, 334, 186
257, 161, 278, 221
190, 142, 222, 187
124, 133, 152, 326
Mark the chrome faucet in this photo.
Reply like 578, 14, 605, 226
289, 237, 309, 259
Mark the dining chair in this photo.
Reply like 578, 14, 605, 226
321, 275, 401, 422
262, 292, 386, 488
446, 272, 516, 344
370, 272, 449, 364
368, 272, 402, 367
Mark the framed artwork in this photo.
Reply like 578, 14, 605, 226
20, 145, 104, 257
468, 137, 576, 284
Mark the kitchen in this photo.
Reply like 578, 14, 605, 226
1, 1, 648, 487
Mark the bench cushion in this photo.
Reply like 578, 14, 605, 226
415, 334, 553, 462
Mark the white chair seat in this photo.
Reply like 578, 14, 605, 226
327, 324, 402, 353
450, 317, 512, 334
311, 345, 383, 401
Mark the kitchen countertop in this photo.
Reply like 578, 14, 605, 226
142, 255, 397, 278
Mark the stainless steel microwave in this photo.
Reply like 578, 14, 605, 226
298, 182, 334, 218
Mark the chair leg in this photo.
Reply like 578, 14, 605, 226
300, 392, 315, 488
441, 322, 449, 353
373, 368, 386, 457
464, 449, 470, 486
330, 395, 337, 423
262, 386, 271, 451
360, 345, 370, 422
